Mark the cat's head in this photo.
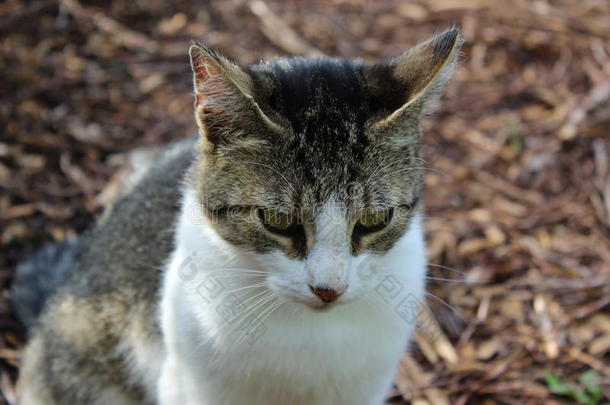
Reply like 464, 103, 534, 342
189, 28, 461, 308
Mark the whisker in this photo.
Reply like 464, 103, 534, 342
225, 293, 277, 352
374, 166, 448, 182
222, 283, 268, 295
198, 268, 270, 278
425, 276, 473, 284
427, 263, 465, 276
419, 215, 452, 222
199, 290, 275, 355
223, 268, 271, 274
208, 272, 269, 279
365, 159, 406, 186
424, 292, 464, 321
222, 253, 237, 265
204, 266, 270, 273
241, 160, 297, 195
229, 289, 272, 309
411, 156, 430, 166
256, 297, 283, 327
234, 297, 283, 349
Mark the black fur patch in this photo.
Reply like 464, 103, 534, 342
251, 57, 407, 144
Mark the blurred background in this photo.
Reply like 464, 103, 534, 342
1, 0, 609, 404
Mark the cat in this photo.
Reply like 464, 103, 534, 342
12, 27, 461, 405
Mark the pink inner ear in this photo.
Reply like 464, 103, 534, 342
194, 59, 220, 86
193, 60, 226, 110
193, 65, 239, 120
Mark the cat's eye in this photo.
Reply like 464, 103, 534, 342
258, 209, 298, 234
355, 209, 393, 233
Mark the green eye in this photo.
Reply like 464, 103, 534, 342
357, 209, 392, 231
258, 209, 297, 234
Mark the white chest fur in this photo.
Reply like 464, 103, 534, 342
157, 189, 427, 405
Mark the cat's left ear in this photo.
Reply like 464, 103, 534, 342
367, 27, 462, 131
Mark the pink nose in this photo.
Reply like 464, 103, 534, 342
309, 285, 345, 303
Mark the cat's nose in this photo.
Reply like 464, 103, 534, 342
309, 285, 345, 303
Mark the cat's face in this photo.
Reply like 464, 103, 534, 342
189, 29, 460, 308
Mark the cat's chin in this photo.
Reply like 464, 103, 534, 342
307, 302, 340, 312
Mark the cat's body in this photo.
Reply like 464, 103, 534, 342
13, 28, 461, 405
16, 139, 194, 405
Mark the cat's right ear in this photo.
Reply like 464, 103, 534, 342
189, 45, 280, 147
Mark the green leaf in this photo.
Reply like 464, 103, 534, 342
573, 388, 591, 405
507, 120, 523, 155
587, 386, 603, 402
544, 372, 573, 395
580, 370, 600, 389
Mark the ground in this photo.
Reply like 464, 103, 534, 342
1, 0, 609, 404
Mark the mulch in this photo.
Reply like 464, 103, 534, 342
1, 0, 609, 404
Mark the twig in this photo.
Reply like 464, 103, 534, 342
60, 0, 158, 53
247, 1, 325, 57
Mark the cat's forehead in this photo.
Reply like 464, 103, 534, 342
251, 58, 371, 139
247, 59, 375, 194
254, 58, 368, 104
